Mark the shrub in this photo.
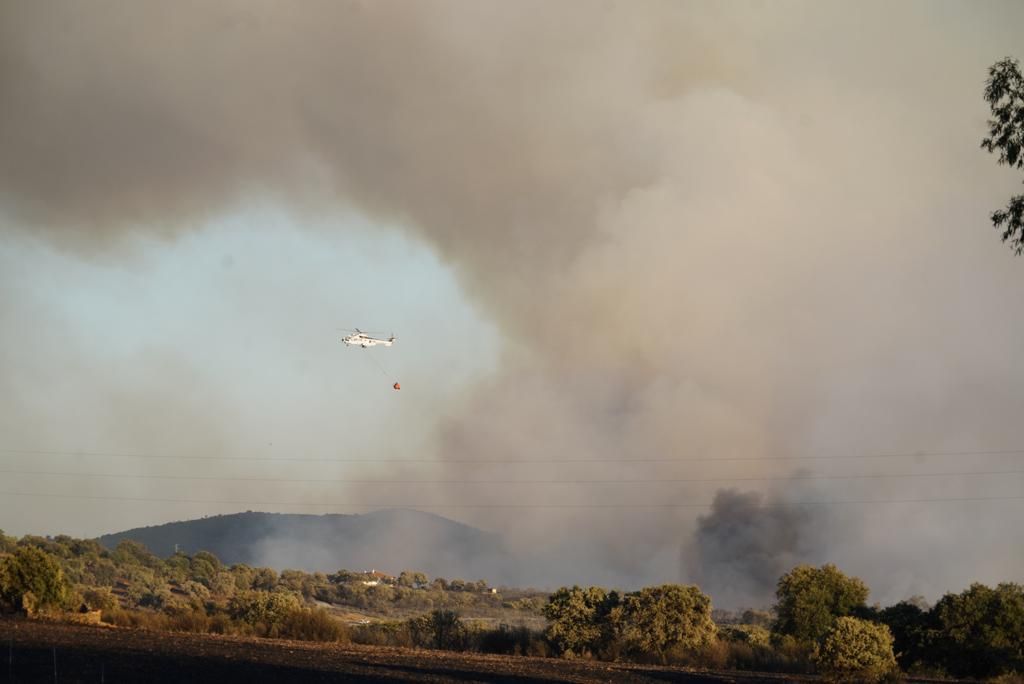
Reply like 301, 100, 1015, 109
989, 675, 1024, 684
679, 639, 730, 669
278, 607, 348, 642
112, 540, 160, 569
428, 609, 466, 650
718, 639, 815, 674
100, 606, 133, 628
208, 612, 234, 634
165, 606, 211, 633
351, 621, 416, 648
406, 609, 467, 650
817, 616, 898, 683
180, 580, 211, 604
720, 624, 771, 647
228, 590, 302, 630
101, 607, 171, 631
132, 579, 173, 610
81, 586, 117, 611
478, 624, 538, 655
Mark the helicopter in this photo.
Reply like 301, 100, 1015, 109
340, 329, 396, 348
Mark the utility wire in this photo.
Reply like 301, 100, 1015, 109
0, 490, 1021, 508
4, 448, 1024, 464
1, 468, 1023, 484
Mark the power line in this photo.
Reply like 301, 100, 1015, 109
0, 490, 1021, 509
3, 448, 1024, 464
0, 468, 1022, 485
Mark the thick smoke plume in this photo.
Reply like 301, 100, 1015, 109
3, 1, 1024, 604
684, 490, 820, 609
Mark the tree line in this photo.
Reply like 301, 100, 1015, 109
2, 530, 1022, 680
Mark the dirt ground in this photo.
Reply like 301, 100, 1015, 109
0, 617, 816, 683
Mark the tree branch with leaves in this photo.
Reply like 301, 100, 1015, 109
981, 57, 1024, 253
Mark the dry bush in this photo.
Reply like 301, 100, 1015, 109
208, 613, 234, 635
671, 636, 816, 674
351, 621, 416, 648
817, 617, 898, 683
101, 607, 171, 631
727, 640, 815, 674
524, 636, 551, 658
82, 587, 117, 611
673, 639, 730, 669
277, 607, 348, 643
476, 624, 538, 655
165, 606, 211, 633
100, 607, 132, 628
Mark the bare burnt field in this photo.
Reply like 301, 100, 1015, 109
0, 618, 817, 684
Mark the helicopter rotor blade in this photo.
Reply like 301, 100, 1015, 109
337, 327, 391, 336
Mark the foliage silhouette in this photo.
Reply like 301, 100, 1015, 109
981, 57, 1024, 253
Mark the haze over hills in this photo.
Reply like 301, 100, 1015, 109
97, 509, 515, 582
5, 1, 1024, 615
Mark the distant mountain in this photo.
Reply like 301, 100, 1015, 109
97, 509, 515, 581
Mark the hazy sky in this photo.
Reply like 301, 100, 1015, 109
2, 0, 1023, 608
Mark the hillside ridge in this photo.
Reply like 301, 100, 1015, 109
97, 508, 511, 580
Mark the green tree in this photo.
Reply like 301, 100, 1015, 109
0, 530, 15, 553
131, 575, 171, 609
228, 590, 302, 630
366, 583, 394, 608
162, 552, 191, 583
720, 623, 771, 647
17, 535, 67, 558
230, 563, 256, 591
112, 540, 160, 569
817, 616, 898, 683
327, 569, 357, 584
543, 586, 610, 657
189, 555, 219, 587
773, 564, 869, 644
876, 600, 933, 671
931, 582, 1024, 678
621, 584, 717, 662
428, 609, 465, 650
83, 557, 118, 587
66, 538, 104, 558
397, 570, 423, 588
0, 546, 69, 612
81, 586, 117, 611
740, 608, 773, 627
180, 580, 211, 604
251, 567, 278, 591
279, 569, 313, 595
208, 571, 238, 598
981, 57, 1024, 253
